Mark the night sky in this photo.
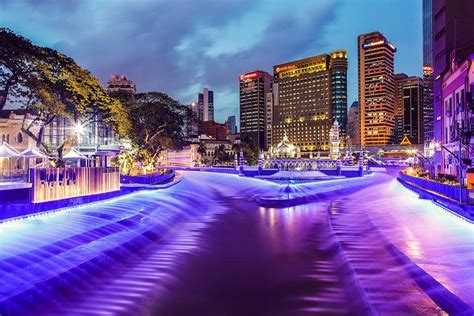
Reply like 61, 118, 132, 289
0, 0, 422, 126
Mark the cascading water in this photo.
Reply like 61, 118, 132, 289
0, 176, 228, 314
1, 171, 471, 315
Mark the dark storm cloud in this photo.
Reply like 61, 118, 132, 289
198, 1, 339, 90
0, 0, 340, 122
0, 0, 422, 123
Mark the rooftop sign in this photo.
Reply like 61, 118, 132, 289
278, 63, 327, 79
239, 71, 260, 81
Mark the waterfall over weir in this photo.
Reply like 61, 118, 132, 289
1, 171, 472, 315
0, 176, 228, 314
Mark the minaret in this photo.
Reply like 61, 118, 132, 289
329, 120, 340, 160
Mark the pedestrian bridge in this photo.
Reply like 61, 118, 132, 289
263, 159, 355, 170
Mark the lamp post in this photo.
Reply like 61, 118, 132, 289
407, 148, 434, 179
73, 123, 84, 141
432, 140, 464, 204
239, 149, 244, 176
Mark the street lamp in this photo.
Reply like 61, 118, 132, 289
432, 140, 464, 204
73, 123, 85, 135
407, 148, 434, 178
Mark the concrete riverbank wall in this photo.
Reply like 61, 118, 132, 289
397, 173, 474, 222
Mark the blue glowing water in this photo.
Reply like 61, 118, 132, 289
0, 171, 472, 315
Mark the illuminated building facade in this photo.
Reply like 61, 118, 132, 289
329, 50, 348, 142
239, 70, 273, 149
329, 120, 340, 159
0, 110, 120, 170
394, 73, 408, 144
394, 74, 424, 145
439, 54, 474, 176
423, 66, 434, 142
272, 52, 347, 152
106, 75, 136, 94
422, 0, 434, 143
358, 31, 396, 146
265, 91, 273, 148
422, 0, 433, 67
402, 76, 424, 144
432, 0, 474, 170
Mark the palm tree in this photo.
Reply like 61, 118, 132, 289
197, 142, 207, 165
213, 144, 227, 166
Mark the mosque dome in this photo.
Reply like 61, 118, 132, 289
273, 132, 297, 158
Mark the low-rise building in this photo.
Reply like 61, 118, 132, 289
163, 137, 236, 167
437, 52, 474, 177
0, 111, 39, 175
200, 120, 228, 140
106, 75, 136, 94
0, 109, 122, 169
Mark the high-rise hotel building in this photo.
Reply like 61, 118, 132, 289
272, 51, 348, 152
329, 51, 348, 141
265, 91, 273, 148
394, 74, 424, 144
358, 32, 396, 146
239, 70, 273, 149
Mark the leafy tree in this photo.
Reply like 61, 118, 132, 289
116, 144, 139, 175
213, 144, 228, 165
240, 137, 259, 165
376, 149, 385, 159
0, 28, 129, 156
113, 92, 187, 171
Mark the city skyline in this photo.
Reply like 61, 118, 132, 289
0, 0, 422, 126
1, 2, 474, 315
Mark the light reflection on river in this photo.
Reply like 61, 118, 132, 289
14, 171, 472, 315
39, 195, 357, 315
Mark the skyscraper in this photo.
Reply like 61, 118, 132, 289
402, 76, 424, 144
198, 88, 214, 122
347, 101, 360, 146
422, 0, 433, 67
187, 102, 199, 137
239, 70, 273, 149
395, 74, 425, 145
358, 31, 396, 146
272, 52, 347, 152
225, 115, 237, 134
394, 73, 409, 144
422, 65, 434, 142
329, 50, 348, 143
422, 0, 434, 143
265, 91, 273, 149
106, 75, 136, 94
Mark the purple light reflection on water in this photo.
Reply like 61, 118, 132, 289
1, 171, 472, 315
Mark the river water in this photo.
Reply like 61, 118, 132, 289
6, 171, 473, 315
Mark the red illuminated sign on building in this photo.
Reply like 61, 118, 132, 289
275, 65, 297, 73
422, 65, 434, 75
239, 71, 260, 81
